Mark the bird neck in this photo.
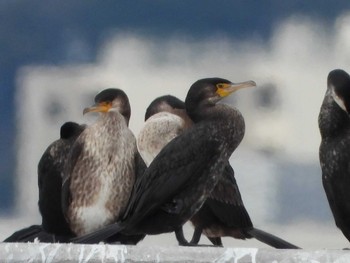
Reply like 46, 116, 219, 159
100, 111, 129, 133
188, 103, 235, 122
319, 94, 350, 139
104, 110, 130, 127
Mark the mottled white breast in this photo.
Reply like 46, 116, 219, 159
137, 112, 186, 166
67, 112, 137, 236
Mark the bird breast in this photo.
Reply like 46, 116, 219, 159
68, 112, 137, 235
138, 112, 186, 166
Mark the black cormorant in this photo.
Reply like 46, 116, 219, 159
62, 88, 142, 237
4, 122, 85, 242
39, 121, 85, 236
138, 94, 299, 248
71, 78, 256, 244
319, 69, 350, 242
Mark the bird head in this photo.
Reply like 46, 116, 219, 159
83, 88, 131, 123
185, 77, 256, 114
144, 95, 185, 121
60, 122, 85, 139
328, 69, 350, 114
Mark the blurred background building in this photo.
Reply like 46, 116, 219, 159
1, 1, 350, 248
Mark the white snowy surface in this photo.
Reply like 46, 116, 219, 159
1, 243, 350, 263
0, 218, 348, 249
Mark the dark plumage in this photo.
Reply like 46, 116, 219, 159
138, 90, 298, 249
4, 225, 50, 243
39, 122, 85, 236
189, 164, 252, 246
319, 69, 350, 242
187, 81, 299, 248
137, 94, 251, 246
4, 122, 85, 242
71, 77, 256, 244
62, 88, 142, 237
190, 164, 299, 248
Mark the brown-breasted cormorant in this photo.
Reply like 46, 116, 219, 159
4, 122, 85, 242
70, 78, 256, 244
138, 94, 299, 248
62, 88, 141, 237
319, 69, 350, 242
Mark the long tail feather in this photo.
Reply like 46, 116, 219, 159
4, 225, 43, 242
3, 225, 63, 243
246, 227, 300, 249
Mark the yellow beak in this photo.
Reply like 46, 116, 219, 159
217, 80, 256, 97
83, 102, 112, 115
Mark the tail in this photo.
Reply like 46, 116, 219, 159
71, 223, 125, 244
246, 227, 300, 249
3, 225, 57, 243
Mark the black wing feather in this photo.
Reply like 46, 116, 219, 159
206, 164, 253, 228
124, 126, 219, 223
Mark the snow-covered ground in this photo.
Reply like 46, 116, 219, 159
0, 218, 347, 249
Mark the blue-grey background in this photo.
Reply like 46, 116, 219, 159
1, 1, 350, 247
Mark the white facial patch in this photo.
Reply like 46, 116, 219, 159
331, 85, 347, 112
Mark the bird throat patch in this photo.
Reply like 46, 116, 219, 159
331, 86, 347, 112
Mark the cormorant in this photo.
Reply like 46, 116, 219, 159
319, 69, 350, 242
71, 77, 256, 245
62, 88, 142, 237
39, 122, 85, 237
4, 122, 85, 242
138, 94, 299, 248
